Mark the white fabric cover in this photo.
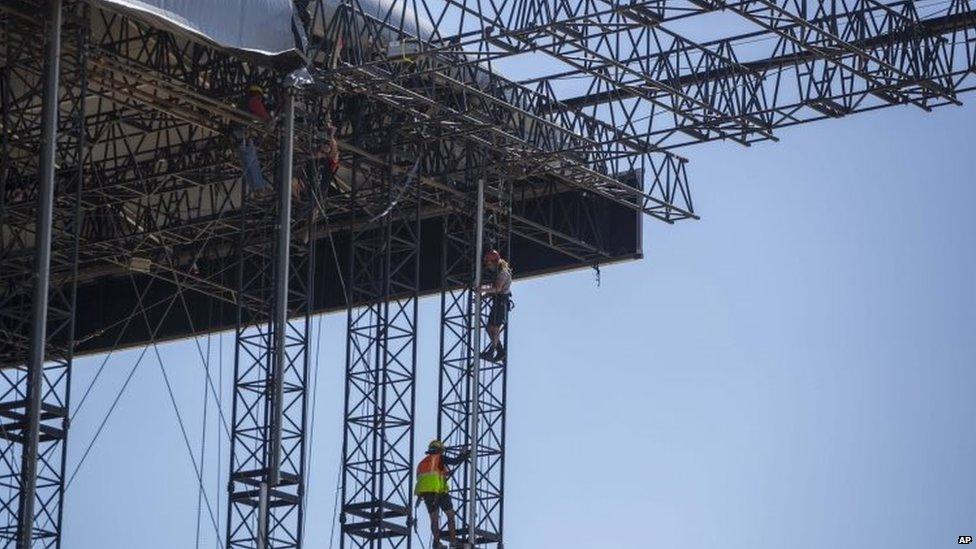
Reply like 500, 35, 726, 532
91, 0, 301, 59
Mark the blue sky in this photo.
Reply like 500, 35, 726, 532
62, 99, 976, 548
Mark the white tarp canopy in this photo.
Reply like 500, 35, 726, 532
91, 0, 304, 62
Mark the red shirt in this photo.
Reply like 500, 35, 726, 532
246, 93, 270, 122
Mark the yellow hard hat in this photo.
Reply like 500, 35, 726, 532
427, 439, 445, 453
247, 84, 264, 95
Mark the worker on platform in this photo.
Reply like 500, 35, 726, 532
479, 249, 512, 363
234, 84, 274, 194
415, 439, 469, 548
323, 122, 340, 175
244, 84, 272, 122
292, 122, 340, 203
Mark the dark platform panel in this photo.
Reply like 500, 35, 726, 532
71, 189, 641, 356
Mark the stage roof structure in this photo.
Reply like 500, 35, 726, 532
1, 0, 974, 546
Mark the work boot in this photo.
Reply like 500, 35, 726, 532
479, 347, 495, 361
493, 345, 506, 363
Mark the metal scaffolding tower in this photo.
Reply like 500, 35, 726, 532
227, 95, 316, 548
436, 154, 513, 547
0, 2, 87, 545
340, 131, 423, 546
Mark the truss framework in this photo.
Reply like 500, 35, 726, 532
435, 150, 512, 547
0, 2, 87, 546
328, 0, 976, 153
0, 0, 973, 547
226, 108, 317, 547
339, 131, 423, 547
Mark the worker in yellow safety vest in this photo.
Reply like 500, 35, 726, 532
415, 439, 470, 548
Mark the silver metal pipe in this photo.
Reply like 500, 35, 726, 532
257, 481, 269, 549
467, 177, 485, 547
18, 2, 62, 547
269, 91, 295, 488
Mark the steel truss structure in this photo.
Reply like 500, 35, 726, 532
0, 0, 973, 547
226, 109, 316, 548
319, 2, 975, 547
436, 154, 513, 546
340, 125, 423, 546
0, 2, 87, 545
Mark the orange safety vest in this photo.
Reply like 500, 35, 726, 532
415, 454, 450, 495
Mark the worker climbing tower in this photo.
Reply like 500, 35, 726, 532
438, 148, 513, 547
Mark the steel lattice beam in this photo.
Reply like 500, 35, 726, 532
0, 1, 87, 546
340, 131, 422, 548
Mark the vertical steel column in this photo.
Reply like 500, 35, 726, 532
259, 92, 295, 544
0, 3, 85, 546
18, 2, 62, 547
436, 207, 476, 545
270, 92, 295, 486
228, 87, 309, 549
256, 483, 269, 549
491, 177, 512, 548
467, 179, 485, 548
0, 61, 8, 207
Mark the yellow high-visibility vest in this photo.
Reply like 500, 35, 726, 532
415, 454, 449, 494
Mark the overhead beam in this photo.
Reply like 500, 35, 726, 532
559, 8, 976, 110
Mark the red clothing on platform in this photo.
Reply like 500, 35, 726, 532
246, 94, 270, 122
